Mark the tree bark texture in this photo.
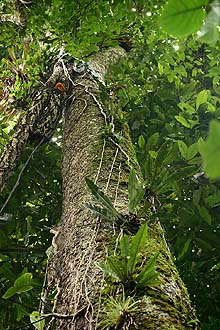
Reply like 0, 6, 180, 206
43, 47, 199, 330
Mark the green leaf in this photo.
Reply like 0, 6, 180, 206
198, 120, 220, 179
193, 189, 201, 206
175, 115, 191, 128
178, 141, 198, 160
2, 286, 18, 299
138, 135, 145, 148
127, 223, 148, 274
198, 0, 220, 43
198, 206, 212, 225
154, 141, 171, 170
119, 235, 130, 277
85, 178, 121, 219
159, 0, 206, 38
14, 273, 33, 292
156, 166, 197, 192
158, 62, 164, 74
128, 168, 145, 213
136, 253, 160, 287
30, 311, 45, 330
97, 261, 122, 281
16, 305, 29, 322
178, 238, 192, 260
187, 143, 198, 160
205, 192, 220, 207
178, 102, 196, 114
0, 254, 9, 262
196, 90, 209, 110
149, 151, 157, 159
120, 234, 130, 257
207, 102, 216, 113
178, 140, 188, 159
3, 273, 33, 299
85, 178, 113, 209
106, 257, 127, 282
146, 133, 159, 150
83, 202, 114, 222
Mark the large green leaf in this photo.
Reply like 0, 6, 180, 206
85, 178, 121, 219
196, 90, 209, 110
127, 223, 148, 274
175, 115, 191, 128
146, 133, 159, 150
83, 202, 115, 222
178, 141, 198, 160
159, 0, 206, 38
2, 287, 18, 299
3, 273, 33, 299
198, 0, 220, 43
198, 120, 220, 179
187, 143, 198, 160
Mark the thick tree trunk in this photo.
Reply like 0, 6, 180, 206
44, 47, 199, 330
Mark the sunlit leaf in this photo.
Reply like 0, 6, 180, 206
138, 135, 145, 148
30, 311, 45, 330
159, 0, 206, 38
175, 115, 191, 128
2, 287, 18, 299
3, 273, 33, 299
196, 90, 209, 110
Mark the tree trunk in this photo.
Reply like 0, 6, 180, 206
43, 47, 199, 330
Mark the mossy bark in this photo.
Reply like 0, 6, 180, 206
44, 47, 199, 330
